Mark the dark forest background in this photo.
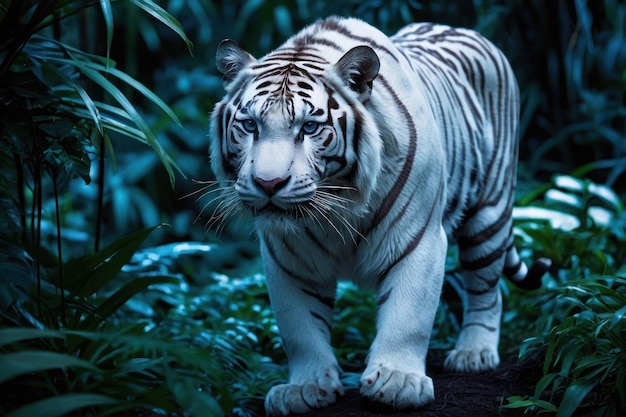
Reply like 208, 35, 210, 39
1, 1, 625, 417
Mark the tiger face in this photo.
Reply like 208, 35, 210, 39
210, 40, 383, 226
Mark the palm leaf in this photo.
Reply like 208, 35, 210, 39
63, 224, 166, 297
0, 350, 100, 384
79, 276, 179, 331
6, 394, 118, 417
0, 328, 64, 347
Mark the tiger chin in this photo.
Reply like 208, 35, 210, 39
208, 16, 550, 416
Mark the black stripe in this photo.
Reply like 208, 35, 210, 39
363, 75, 417, 237
376, 288, 392, 310
310, 310, 332, 334
378, 179, 444, 286
456, 205, 513, 250
460, 244, 507, 272
304, 227, 335, 258
316, 18, 399, 62
262, 235, 314, 285
466, 294, 499, 313
302, 288, 335, 311
503, 260, 522, 278
461, 322, 497, 332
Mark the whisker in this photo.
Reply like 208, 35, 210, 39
311, 191, 366, 245
180, 179, 236, 200
309, 200, 346, 245
180, 183, 215, 200
301, 204, 325, 231
315, 190, 354, 205
317, 183, 357, 192
196, 190, 232, 223
206, 196, 241, 235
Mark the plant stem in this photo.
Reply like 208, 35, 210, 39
95, 133, 105, 252
52, 167, 66, 325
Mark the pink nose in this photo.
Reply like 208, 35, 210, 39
254, 176, 290, 196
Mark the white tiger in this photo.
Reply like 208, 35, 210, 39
209, 16, 549, 416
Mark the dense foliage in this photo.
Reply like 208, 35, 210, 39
0, 1, 624, 416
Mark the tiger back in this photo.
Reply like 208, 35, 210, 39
209, 16, 548, 416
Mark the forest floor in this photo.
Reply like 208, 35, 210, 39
296, 355, 541, 417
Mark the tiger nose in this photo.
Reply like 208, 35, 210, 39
254, 176, 291, 196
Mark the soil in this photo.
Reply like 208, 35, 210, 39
295, 355, 541, 417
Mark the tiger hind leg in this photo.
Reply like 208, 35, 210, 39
444, 206, 511, 372
445, 209, 552, 372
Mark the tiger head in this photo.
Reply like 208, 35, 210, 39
209, 39, 383, 232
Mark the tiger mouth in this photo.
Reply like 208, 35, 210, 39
259, 203, 288, 214
250, 202, 305, 219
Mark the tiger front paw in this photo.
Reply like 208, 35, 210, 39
360, 366, 434, 409
264, 372, 344, 416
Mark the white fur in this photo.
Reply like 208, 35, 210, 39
210, 16, 523, 416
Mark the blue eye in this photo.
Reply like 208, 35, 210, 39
242, 119, 257, 133
302, 121, 319, 134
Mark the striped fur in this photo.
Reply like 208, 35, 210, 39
209, 16, 548, 415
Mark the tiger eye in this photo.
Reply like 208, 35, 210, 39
242, 119, 257, 133
302, 121, 319, 134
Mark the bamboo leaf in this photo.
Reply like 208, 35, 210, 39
40, 61, 104, 135
0, 351, 100, 384
99, 0, 114, 64
76, 58, 182, 127
610, 304, 626, 329
128, 0, 193, 55
503, 396, 558, 412
7, 393, 118, 417
52, 54, 179, 184
556, 379, 597, 417
534, 372, 559, 399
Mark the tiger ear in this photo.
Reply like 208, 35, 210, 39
216, 39, 255, 83
333, 46, 380, 102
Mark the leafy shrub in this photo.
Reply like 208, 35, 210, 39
504, 276, 626, 417
502, 176, 626, 416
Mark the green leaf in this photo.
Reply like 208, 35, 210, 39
70, 60, 178, 184
556, 379, 597, 417
128, 0, 193, 55
6, 393, 117, 417
0, 350, 100, 384
39, 60, 104, 136
503, 396, 558, 412
99, 0, 114, 64
0, 328, 64, 347
610, 304, 626, 329
79, 276, 179, 330
170, 375, 224, 417
57, 56, 182, 128
63, 224, 166, 297
534, 372, 559, 399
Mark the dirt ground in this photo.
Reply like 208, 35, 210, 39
296, 355, 540, 417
